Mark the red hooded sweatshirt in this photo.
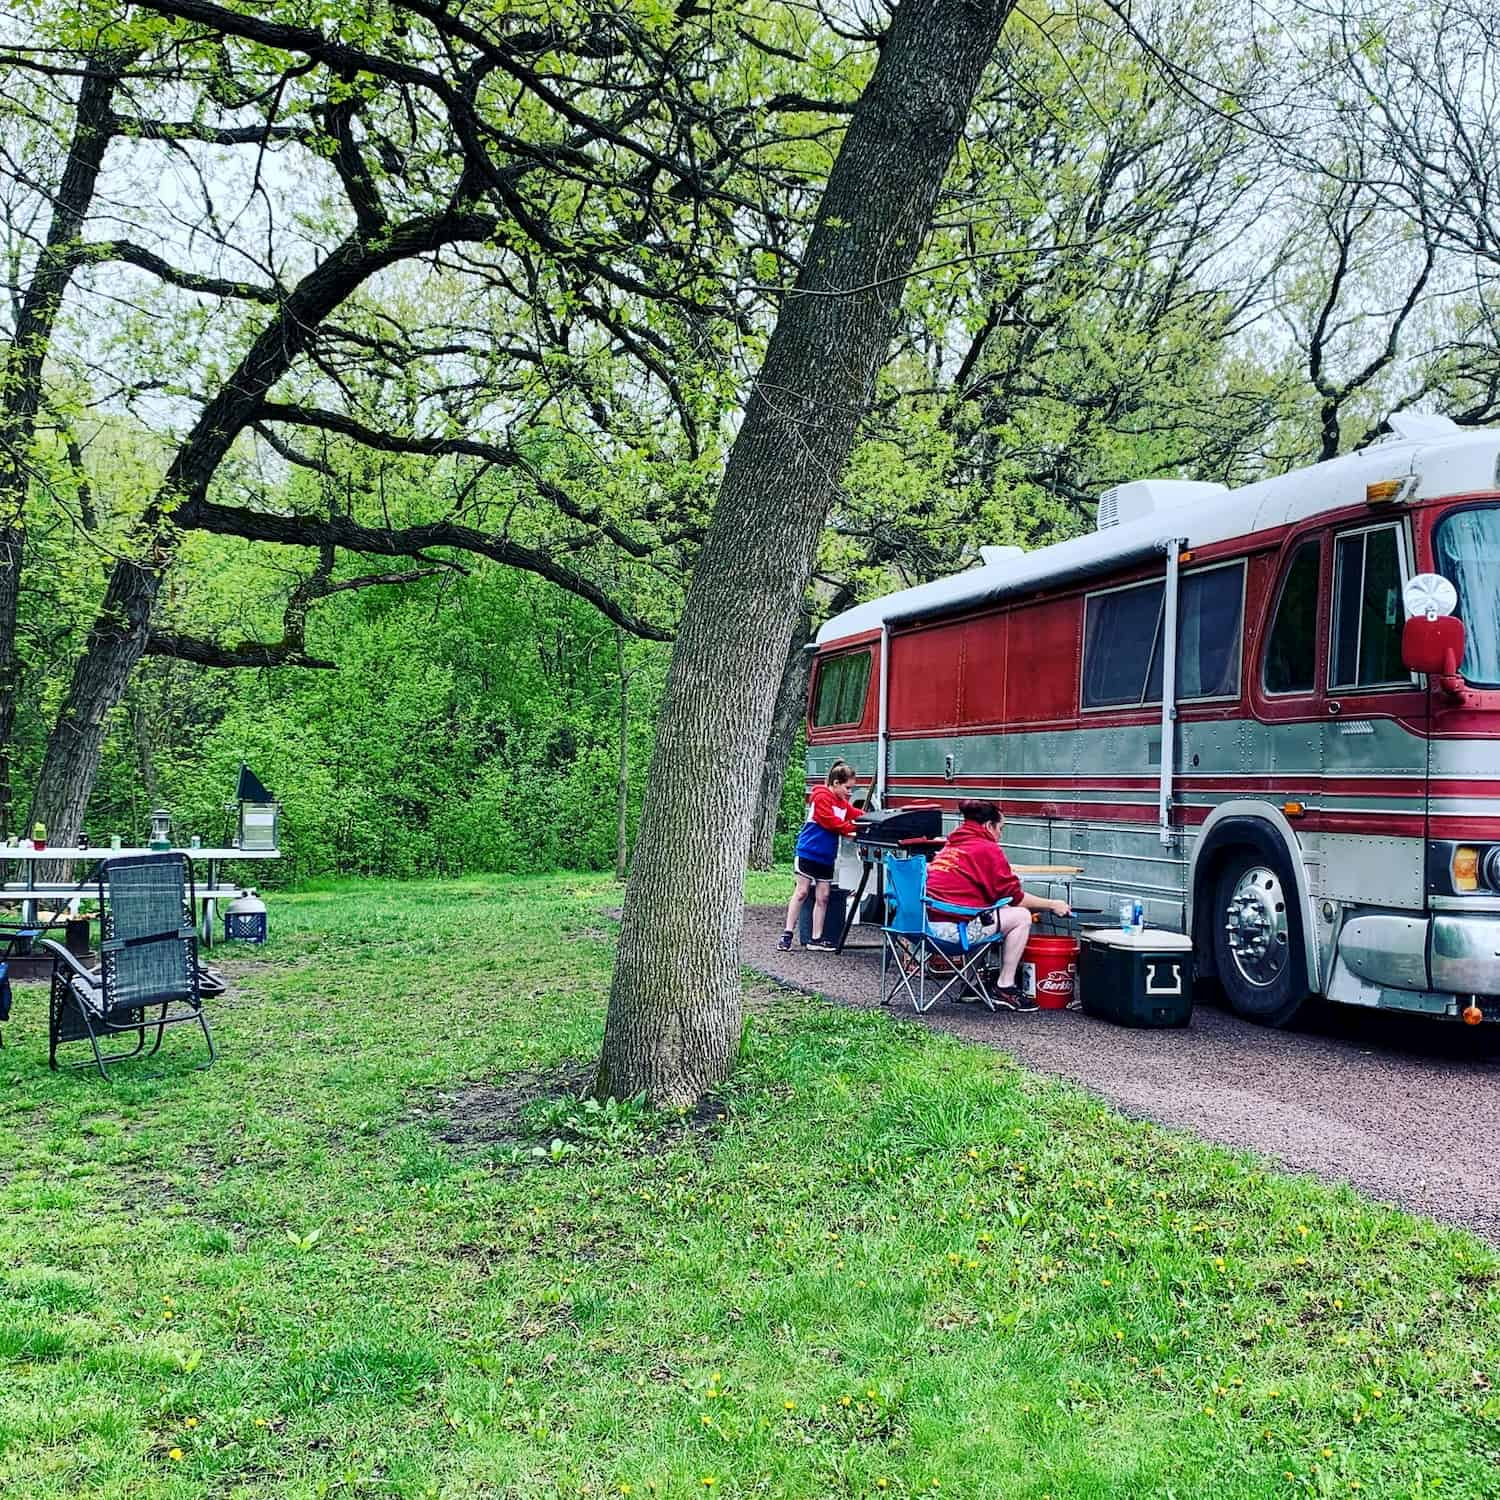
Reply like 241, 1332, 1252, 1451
925, 821, 1024, 911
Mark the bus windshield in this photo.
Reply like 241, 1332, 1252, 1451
1434, 504, 1500, 687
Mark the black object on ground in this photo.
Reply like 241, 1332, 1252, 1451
798, 885, 847, 948
1078, 929, 1194, 1027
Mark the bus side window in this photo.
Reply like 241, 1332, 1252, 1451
1331, 525, 1407, 688
1263, 541, 1321, 694
812, 650, 872, 727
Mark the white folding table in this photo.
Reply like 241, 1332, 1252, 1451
0, 845, 281, 947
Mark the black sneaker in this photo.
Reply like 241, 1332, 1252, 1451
990, 984, 1038, 1012
776, 930, 794, 952
806, 937, 838, 952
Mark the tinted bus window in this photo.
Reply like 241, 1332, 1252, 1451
1083, 580, 1163, 707
1087, 563, 1245, 709
1331, 526, 1406, 688
1434, 505, 1500, 686
1171, 563, 1244, 699
1264, 542, 1321, 694
812, 651, 871, 727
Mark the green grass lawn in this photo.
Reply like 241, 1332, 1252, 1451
1, 873, 1496, 1499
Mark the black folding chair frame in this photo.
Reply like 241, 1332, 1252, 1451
42, 854, 215, 1080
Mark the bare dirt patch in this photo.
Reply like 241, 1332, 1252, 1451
412, 1059, 729, 1159
416, 1062, 595, 1150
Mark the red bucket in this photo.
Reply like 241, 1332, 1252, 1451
1019, 933, 1079, 1009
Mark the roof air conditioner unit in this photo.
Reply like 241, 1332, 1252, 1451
1384, 412, 1460, 442
1096, 480, 1228, 531
979, 545, 1024, 567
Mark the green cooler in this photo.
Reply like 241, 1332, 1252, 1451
1078, 929, 1194, 1028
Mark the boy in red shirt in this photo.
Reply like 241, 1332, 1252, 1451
926, 799, 1070, 1009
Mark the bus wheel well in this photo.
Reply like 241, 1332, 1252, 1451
1191, 819, 1307, 989
1193, 847, 1234, 980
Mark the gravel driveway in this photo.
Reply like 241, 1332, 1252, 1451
743, 904, 1500, 1245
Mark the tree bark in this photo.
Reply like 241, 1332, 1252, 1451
615, 625, 630, 883
748, 614, 813, 870
0, 54, 123, 838
596, 0, 1013, 1105
27, 204, 494, 845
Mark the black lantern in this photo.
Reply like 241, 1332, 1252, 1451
234, 764, 280, 851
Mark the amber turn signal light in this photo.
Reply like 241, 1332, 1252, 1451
1366, 479, 1403, 504
1282, 800, 1305, 817
1452, 846, 1481, 892
1462, 1002, 1484, 1026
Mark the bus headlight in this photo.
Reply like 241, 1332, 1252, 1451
1453, 846, 1481, 892
1429, 841, 1500, 895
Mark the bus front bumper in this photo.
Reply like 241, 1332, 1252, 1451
1430, 914, 1500, 997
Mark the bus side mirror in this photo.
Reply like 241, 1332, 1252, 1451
1402, 613, 1466, 687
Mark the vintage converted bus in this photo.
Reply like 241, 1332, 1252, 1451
807, 414, 1500, 1026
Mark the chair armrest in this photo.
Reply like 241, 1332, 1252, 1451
927, 897, 1012, 918
37, 938, 95, 981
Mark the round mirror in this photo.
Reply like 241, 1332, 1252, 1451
1402, 573, 1458, 620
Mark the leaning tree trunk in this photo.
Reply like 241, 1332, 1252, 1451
0, 54, 124, 838
748, 615, 814, 870
0, 525, 23, 840
615, 624, 631, 882
28, 206, 491, 846
597, 0, 1014, 1105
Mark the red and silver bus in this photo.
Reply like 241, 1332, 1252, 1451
807, 414, 1500, 1025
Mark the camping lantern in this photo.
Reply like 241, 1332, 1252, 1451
149, 809, 172, 850
234, 764, 280, 851
224, 892, 268, 943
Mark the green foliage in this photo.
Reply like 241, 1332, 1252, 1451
142, 566, 668, 882
0, 874, 1495, 1496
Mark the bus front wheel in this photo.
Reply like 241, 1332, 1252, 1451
1211, 852, 1309, 1027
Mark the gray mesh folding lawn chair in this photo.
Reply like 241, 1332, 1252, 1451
41, 854, 215, 1079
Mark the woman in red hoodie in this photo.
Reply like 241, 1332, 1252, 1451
926, 799, 1070, 1010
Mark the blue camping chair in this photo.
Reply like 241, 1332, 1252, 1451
880, 852, 1012, 1013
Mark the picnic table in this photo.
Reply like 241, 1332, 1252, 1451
0, 845, 280, 948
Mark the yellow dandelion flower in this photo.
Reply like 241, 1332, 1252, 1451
877, 1481, 889, 1492
168, 1448, 184, 1462
1322, 1448, 1333, 1458
783, 1399, 795, 1411
254, 1417, 268, 1428
701, 1478, 717, 1489
184, 1417, 198, 1429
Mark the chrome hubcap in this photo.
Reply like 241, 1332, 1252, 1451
1223, 866, 1289, 988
